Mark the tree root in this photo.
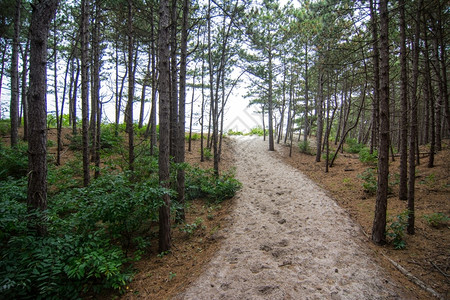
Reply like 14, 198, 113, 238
382, 253, 445, 300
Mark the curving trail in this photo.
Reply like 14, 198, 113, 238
175, 136, 410, 299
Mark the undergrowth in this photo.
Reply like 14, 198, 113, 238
0, 134, 241, 298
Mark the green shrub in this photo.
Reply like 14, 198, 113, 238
186, 132, 201, 140
246, 127, 264, 136
423, 213, 449, 228
203, 147, 212, 160
387, 210, 409, 250
0, 143, 28, 180
185, 167, 241, 203
359, 147, 378, 165
227, 129, 243, 136
0, 119, 11, 135
358, 168, 377, 195
298, 140, 313, 155
346, 138, 365, 154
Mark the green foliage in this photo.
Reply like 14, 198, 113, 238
387, 210, 409, 250
0, 119, 11, 135
227, 129, 243, 136
346, 138, 365, 154
101, 124, 125, 150
0, 143, 28, 180
185, 167, 241, 203
358, 168, 377, 195
423, 213, 449, 228
246, 127, 264, 136
0, 171, 174, 298
298, 140, 313, 155
179, 217, 205, 236
187, 132, 201, 140
202, 147, 212, 160
359, 147, 378, 165
322, 151, 336, 161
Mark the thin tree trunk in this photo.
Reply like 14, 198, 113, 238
268, 43, 275, 151
81, 0, 90, 187
398, 0, 408, 201
158, 0, 172, 253
370, 0, 380, 154
22, 36, 30, 141
176, 0, 189, 222
125, 0, 135, 172
10, 0, 21, 147
315, 70, 324, 162
407, 0, 422, 235
170, 0, 178, 158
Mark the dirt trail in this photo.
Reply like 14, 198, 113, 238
175, 136, 411, 299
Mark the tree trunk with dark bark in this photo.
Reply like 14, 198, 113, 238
372, 0, 390, 246
27, 0, 58, 236
158, 0, 172, 253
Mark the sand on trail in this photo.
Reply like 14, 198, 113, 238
175, 136, 410, 300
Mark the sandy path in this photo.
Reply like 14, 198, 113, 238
175, 136, 409, 299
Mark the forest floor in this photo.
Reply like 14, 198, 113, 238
119, 135, 448, 299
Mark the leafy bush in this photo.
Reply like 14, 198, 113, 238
0, 143, 28, 180
179, 217, 205, 236
423, 213, 449, 228
346, 138, 365, 154
246, 127, 264, 136
203, 147, 212, 160
0, 171, 173, 298
186, 132, 201, 140
0, 119, 11, 135
185, 167, 241, 203
227, 129, 243, 136
359, 147, 378, 165
387, 210, 409, 250
358, 168, 377, 195
298, 140, 313, 155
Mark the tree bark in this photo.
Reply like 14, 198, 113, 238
369, 0, 380, 154
372, 0, 390, 246
407, 0, 422, 235
176, 0, 189, 222
158, 0, 172, 253
125, 0, 135, 172
81, 0, 90, 187
27, 0, 58, 236
10, 0, 21, 147
398, 0, 408, 200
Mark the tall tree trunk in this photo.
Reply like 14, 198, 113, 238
21, 36, 30, 141
407, 0, 422, 235
315, 70, 324, 162
27, 0, 58, 236
158, 0, 172, 253
0, 42, 8, 118
10, 0, 21, 147
170, 0, 178, 158
92, 0, 101, 178
149, 4, 157, 155
125, 0, 135, 172
303, 44, 309, 145
398, 0, 408, 200
176, 0, 189, 222
372, 0, 390, 245
81, 0, 90, 187
268, 43, 275, 151
188, 70, 196, 152
370, 0, 380, 154
70, 58, 80, 135
425, 21, 435, 168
